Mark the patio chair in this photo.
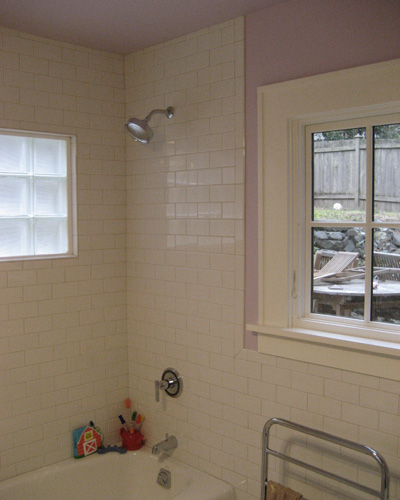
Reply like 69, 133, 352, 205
314, 251, 359, 283
373, 251, 400, 281
313, 249, 337, 270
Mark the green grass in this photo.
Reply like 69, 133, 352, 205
314, 208, 399, 223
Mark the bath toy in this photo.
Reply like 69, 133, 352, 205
98, 445, 127, 454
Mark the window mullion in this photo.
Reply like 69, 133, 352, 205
364, 126, 374, 322
28, 137, 34, 210
29, 137, 35, 256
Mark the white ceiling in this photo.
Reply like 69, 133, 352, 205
0, 0, 279, 54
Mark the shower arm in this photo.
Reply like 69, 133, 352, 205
145, 107, 174, 122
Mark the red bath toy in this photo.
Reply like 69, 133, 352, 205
120, 428, 144, 451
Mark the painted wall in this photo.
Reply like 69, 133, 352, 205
245, 0, 400, 329
0, 28, 128, 479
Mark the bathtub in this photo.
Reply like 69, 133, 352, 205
0, 447, 236, 500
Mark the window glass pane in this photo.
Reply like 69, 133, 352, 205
0, 219, 32, 257
373, 123, 400, 223
34, 218, 68, 255
312, 128, 366, 222
0, 176, 31, 216
311, 227, 364, 319
371, 228, 400, 324
34, 178, 67, 215
33, 138, 67, 176
0, 130, 74, 260
0, 135, 30, 173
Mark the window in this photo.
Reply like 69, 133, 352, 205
0, 130, 77, 260
307, 120, 400, 325
248, 59, 400, 380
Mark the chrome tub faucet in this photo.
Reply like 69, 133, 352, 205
152, 434, 178, 455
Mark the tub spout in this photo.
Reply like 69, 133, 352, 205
152, 434, 178, 455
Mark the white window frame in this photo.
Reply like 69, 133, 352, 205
0, 129, 77, 261
247, 59, 400, 381
304, 116, 400, 330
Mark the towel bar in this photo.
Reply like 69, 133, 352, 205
261, 418, 389, 500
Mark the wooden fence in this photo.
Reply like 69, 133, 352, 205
313, 137, 400, 213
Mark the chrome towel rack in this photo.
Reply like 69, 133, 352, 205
261, 418, 390, 500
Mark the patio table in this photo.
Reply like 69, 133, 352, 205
312, 279, 400, 317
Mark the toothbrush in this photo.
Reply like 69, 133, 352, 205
118, 414, 128, 431
125, 399, 132, 428
138, 415, 145, 432
136, 414, 141, 426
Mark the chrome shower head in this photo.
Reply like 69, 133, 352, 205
125, 107, 174, 144
125, 117, 154, 144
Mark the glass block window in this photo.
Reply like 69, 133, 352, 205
0, 130, 76, 260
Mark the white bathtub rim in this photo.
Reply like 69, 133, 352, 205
0, 445, 236, 500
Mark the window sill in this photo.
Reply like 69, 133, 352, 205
0, 252, 78, 263
246, 322, 400, 381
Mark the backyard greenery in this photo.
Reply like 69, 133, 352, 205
314, 208, 400, 223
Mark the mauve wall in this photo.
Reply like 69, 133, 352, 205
244, 0, 400, 333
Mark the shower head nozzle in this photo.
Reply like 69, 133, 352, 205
125, 107, 174, 144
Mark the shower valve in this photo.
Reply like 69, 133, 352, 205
155, 367, 183, 402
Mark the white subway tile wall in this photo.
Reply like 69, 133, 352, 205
125, 18, 399, 500
0, 28, 128, 479
0, 18, 399, 500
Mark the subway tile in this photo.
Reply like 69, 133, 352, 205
3, 69, 35, 89
25, 346, 54, 366
197, 133, 222, 152
2, 34, 34, 55
4, 102, 35, 122
324, 379, 360, 404
5, 20, 400, 499
186, 84, 210, 104
379, 411, 400, 435
210, 44, 235, 65
198, 99, 223, 118
210, 220, 235, 237
360, 387, 399, 415
187, 186, 210, 202
291, 371, 323, 395
8, 301, 38, 320
210, 79, 235, 99
323, 417, 359, 442
379, 377, 400, 394
186, 51, 210, 72
187, 220, 210, 236
197, 31, 222, 51
307, 394, 341, 419
198, 65, 223, 86
277, 386, 307, 410
34, 41, 62, 61
20, 54, 48, 75
234, 359, 262, 381
358, 427, 398, 457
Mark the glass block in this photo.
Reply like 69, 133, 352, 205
33, 138, 67, 176
373, 123, 400, 223
34, 217, 68, 255
0, 134, 30, 173
312, 128, 366, 222
0, 218, 32, 257
34, 178, 67, 216
0, 176, 31, 216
